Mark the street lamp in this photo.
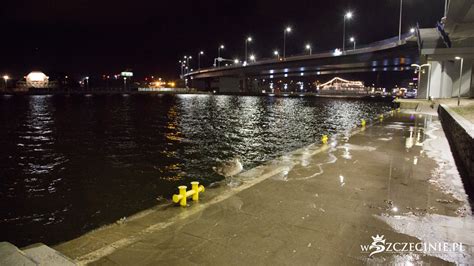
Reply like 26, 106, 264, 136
399, 0, 403, 42
350, 37, 356, 50
186, 56, 192, 74
245, 37, 252, 64
283, 26, 292, 60
273, 50, 280, 60
410, 27, 415, 34
305, 44, 312, 55
198, 51, 204, 70
411, 63, 431, 100
3, 75, 9, 90
217, 45, 224, 67
249, 54, 256, 62
234, 58, 240, 64
85, 76, 90, 90
455, 56, 464, 106
343, 12, 352, 52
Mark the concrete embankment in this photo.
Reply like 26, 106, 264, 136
52, 110, 474, 265
438, 104, 474, 197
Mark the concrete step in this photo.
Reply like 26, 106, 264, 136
0, 241, 38, 265
22, 243, 76, 266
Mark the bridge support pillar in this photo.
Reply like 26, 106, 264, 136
217, 77, 241, 93
421, 58, 473, 99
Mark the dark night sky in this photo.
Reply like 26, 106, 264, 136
0, 0, 445, 80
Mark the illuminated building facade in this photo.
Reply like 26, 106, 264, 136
316, 77, 368, 95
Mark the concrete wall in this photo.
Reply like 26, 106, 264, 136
423, 59, 473, 99
438, 104, 474, 194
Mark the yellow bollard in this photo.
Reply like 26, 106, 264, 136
361, 119, 366, 127
172, 185, 188, 207
172, 182, 205, 207
321, 135, 328, 144
379, 114, 384, 121
191, 181, 205, 201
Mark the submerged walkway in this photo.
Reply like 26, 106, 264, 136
56, 112, 474, 265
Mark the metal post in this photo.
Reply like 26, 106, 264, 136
444, 0, 449, 17
399, 0, 403, 42
283, 31, 287, 59
458, 58, 463, 106
353, 41, 356, 50
218, 47, 221, 67
245, 40, 248, 63
343, 17, 346, 52
198, 54, 201, 70
426, 64, 432, 100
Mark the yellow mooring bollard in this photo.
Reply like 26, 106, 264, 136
321, 135, 328, 144
361, 119, 366, 127
379, 114, 384, 121
172, 182, 205, 207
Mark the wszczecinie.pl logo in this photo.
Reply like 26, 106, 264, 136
360, 235, 465, 257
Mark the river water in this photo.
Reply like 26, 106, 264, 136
0, 94, 393, 246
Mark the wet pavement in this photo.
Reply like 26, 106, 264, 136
55, 112, 474, 265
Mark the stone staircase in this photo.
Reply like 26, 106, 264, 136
0, 242, 76, 265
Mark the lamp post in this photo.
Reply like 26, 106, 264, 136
399, 0, 403, 42
283, 26, 292, 60
198, 51, 204, 70
445, 0, 449, 17
305, 44, 312, 55
343, 12, 352, 52
249, 54, 256, 63
350, 37, 356, 50
274, 50, 280, 60
185, 56, 192, 74
410, 28, 415, 34
455, 56, 464, 106
245, 37, 252, 64
3, 75, 9, 90
217, 45, 224, 67
179, 60, 185, 79
85, 76, 89, 90
411, 63, 431, 100
123, 77, 127, 90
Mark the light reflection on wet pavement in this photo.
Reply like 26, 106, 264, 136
55, 112, 474, 265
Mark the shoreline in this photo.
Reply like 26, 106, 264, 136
53, 109, 395, 263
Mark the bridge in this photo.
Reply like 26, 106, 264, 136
185, 0, 474, 99
185, 34, 419, 94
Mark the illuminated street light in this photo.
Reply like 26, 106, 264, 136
249, 54, 256, 62
3, 75, 9, 90
217, 44, 225, 67
410, 27, 415, 33
350, 37, 356, 50
198, 51, 204, 70
343, 12, 352, 52
234, 58, 240, 64
455, 56, 464, 106
245, 36, 252, 64
411, 63, 431, 100
283, 26, 292, 60
305, 44, 312, 55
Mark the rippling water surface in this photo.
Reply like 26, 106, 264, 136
0, 94, 392, 246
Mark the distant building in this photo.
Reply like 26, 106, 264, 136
316, 77, 367, 95
16, 71, 58, 90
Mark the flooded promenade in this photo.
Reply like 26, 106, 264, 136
55, 110, 474, 265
